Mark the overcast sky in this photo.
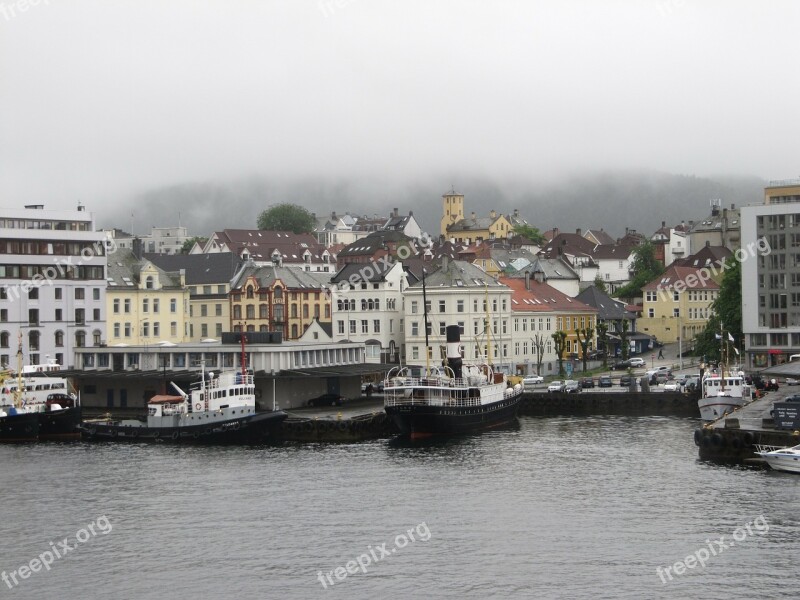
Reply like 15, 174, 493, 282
2, 0, 799, 224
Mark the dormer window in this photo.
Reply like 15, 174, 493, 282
246, 286, 254, 299
274, 287, 283, 300
145, 276, 154, 289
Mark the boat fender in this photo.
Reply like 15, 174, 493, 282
743, 431, 755, 445
232, 421, 240, 431
693, 429, 703, 446
731, 437, 742, 449
701, 435, 712, 448
711, 433, 725, 447
153, 431, 160, 440
305, 421, 314, 432
131, 428, 139, 438
195, 403, 202, 411
338, 421, 348, 432
171, 431, 180, 441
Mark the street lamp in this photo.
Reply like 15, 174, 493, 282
677, 313, 683, 372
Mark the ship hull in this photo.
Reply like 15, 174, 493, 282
698, 396, 745, 422
0, 412, 39, 443
79, 410, 288, 444
385, 392, 522, 438
38, 406, 82, 441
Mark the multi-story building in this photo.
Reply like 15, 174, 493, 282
329, 261, 408, 363
106, 249, 190, 346
440, 191, 520, 244
500, 275, 597, 371
0, 204, 107, 368
102, 225, 191, 255
575, 285, 636, 357
742, 179, 800, 368
146, 252, 243, 341
637, 264, 719, 345
229, 265, 331, 340
402, 259, 512, 367
688, 199, 741, 252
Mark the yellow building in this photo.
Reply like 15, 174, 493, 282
229, 265, 332, 340
637, 265, 720, 344
440, 191, 517, 244
106, 250, 190, 345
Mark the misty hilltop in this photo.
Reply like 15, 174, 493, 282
102, 170, 767, 240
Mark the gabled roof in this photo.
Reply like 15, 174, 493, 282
338, 230, 412, 257
539, 233, 598, 258
446, 213, 509, 232
641, 265, 721, 292
106, 249, 183, 289
231, 264, 331, 291
408, 259, 505, 289
589, 244, 635, 260
145, 252, 243, 285
330, 261, 399, 284
575, 286, 635, 321
499, 277, 597, 313
673, 245, 733, 269
205, 229, 326, 262
511, 257, 579, 281
584, 229, 615, 245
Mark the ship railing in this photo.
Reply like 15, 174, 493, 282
384, 395, 483, 407
384, 376, 489, 389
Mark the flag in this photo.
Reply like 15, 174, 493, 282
728, 332, 735, 342
715, 333, 722, 340
733, 347, 740, 355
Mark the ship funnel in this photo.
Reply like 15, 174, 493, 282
446, 325, 462, 379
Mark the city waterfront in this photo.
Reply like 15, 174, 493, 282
2, 415, 798, 599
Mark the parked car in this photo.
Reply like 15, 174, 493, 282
663, 381, 680, 392
654, 372, 670, 384
783, 394, 800, 402
610, 360, 630, 370
580, 377, 595, 389
619, 375, 633, 387
548, 381, 565, 393
786, 378, 799, 386
628, 357, 646, 368
523, 375, 544, 387
564, 380, 581, 393
598, 375, 613, 388
307, 393, 346, 407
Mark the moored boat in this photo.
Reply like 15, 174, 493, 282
79, 365, 287, 444
384, 325, 523, 439
755, 444, 800, 473
698, 370, 751, 422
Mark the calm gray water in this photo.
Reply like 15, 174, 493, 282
2, 416, 799, 599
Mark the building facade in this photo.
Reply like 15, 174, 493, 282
0, 205, 107, 368
742, 180, 800, 368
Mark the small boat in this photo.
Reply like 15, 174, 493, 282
0, 336, 82, 442
79, 365, 287, 444
384, 325, 523, 439
755, 444, 800, 473
698, 371, 751, 422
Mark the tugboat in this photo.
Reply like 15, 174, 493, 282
384, 325, 523, 438
0, 335, 81, 442
79, 363, 287, 444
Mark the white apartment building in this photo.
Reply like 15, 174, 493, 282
330, 261, 407, 363
402, 259, 512, 368
0, 205, 107, 368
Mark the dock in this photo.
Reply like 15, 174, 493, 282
695, 390, 800, 462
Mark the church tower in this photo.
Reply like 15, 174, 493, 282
440, 189, 464, 237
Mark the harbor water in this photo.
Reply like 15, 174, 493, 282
2, 415, 799, 599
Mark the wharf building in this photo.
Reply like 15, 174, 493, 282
742, 180, 800, 368
0, 204, 107, 368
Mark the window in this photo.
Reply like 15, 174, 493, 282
439, 300, 446, 313
349, 320, 356, 334
233, 305, 241, 320
53, 309, 62, 321
673, 308, 680, 317
648, 308, 654, 318
457, 300, 464, 313
338, 321, 345, 334
75, 331, 85, 348
145, 276, 154, 289
260, 304, 268, 319
412, 322, 419, 336
75, 287, 84, 300
143, 299, 149, 313
273, 287, 282, 299
113, 323, 120, 338
29, 309, 39, 326
93, 288, 100, 300
153, 299, 159, 313
75, 308, 85, 325
153, 322, 160, 336
142, 322, 149, 337
673, 291, 680, 302
55, 330, 64, 347
373, 320, 380, 333
93, 308, 100, 321
113, 299, 120, 313
215, 304, 222, 316
124, 323, 131, 337
201, 324, 208, 337
201, 304, 208, 317
646, 292, 657, 302
124, 299, 131, 313
361, 320, 368, 333
439, 322, 446, 335
411, 301, 418, 314
0, 309, 5, 322
170, 299, 177, 313
29, 287, 39, 300
54, 287, 62, 300
0, 332, 7, 348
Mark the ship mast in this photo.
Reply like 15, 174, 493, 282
719, 321, 725, 392
485, 282, 492, 366
14, 332, 23, 409
422, 268, 430, 376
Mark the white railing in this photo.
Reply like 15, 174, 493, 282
384, 394, 484, 407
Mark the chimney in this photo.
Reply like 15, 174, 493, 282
689, 220, 694, 228
490, 209, 497, 219
705, 240, 711, 247
534, 270, 544, 283
731, 203, 736, 210
331, 211, 337, 220
441, 255, 449, 270
662, 221, 665, 228
471, 212, 476, 220
513, 208, 519, 218
576, 228, 582, 236
525, 270, 531, 291
132, 237, 143, 259
553, 227, 559, 238
393, 207, 399, 217
409, 210, 413, 216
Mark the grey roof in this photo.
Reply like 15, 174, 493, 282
338, 230, 413, 257
145, 252, 243, 285
447, 216, 502, 232
231, 263, 331, 291
409, 259, 506, 289
575, 286, 635, 321
331, 261, 395, 284
511, 257, 579, 281
106, 249, 183, 288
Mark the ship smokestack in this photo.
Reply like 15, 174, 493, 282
446, 325, 462, 379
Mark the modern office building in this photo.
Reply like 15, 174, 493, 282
0, 204, 107, 368
742, 180, 800, 368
